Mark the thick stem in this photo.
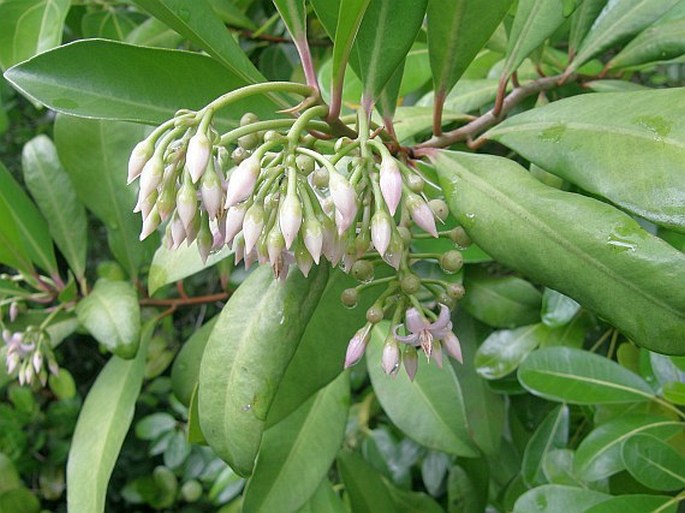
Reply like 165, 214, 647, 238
295, 36, 320, 91
140, 292, 230, 307
206, 82, 315, 113
432, 89, 446, 137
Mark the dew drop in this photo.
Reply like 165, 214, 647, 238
178, 7, 191, 20
242, 404, 252, 411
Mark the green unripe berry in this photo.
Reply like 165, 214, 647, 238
429, 199, 449, 222
449, 226, 472, 248
231, 146, 248, 165
366, 304, 385, 324
439, 250, 464, 274
263, 130, 284, 143
181, 480, 203, 503
296, 154, 315, 174
406, 173, 424, 193
341, 288, 359, 308
437, 292, 456, 309
238, 132, 260, 150
446, 282, 466, 300
400, 273, 421, 294
351, 259, 374, 283
312, 167, 329, 188
240, 112, 259, 126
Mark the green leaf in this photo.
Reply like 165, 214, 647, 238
487, 88, 685, 232
568, 0, 608, 57
574, 415, 683, 481
207, 0, 256, 30
376, 60, 404, 126
53, 115, 154, 278
447, 462, 489, 513
66, 320, 153, 513
427, 0, 512, 98
273, 0, 306, 41
337, 451, 398, 513
541, 449, 582, 486
501, 0, 568, 80
82, 9, 139, 40
198, 265, 329, 476
622, 434, 685, 491
541, 289, 580, 328
132, 0, 265, 85
242, 373, 349, 513
663, 382, 685, 405
0, 0, 70, 71
148, 243, 232, 295
135, 413, 176, 440
570, 0, 681, 71
584, 79, 649, 92
434, 150, 685, 355
0, 159, 57, 275
462, 268, 542, 328
585, 494, 679, 513
0, 168, 34, 274
367, 323, 478, 457
522, 405, 569, 487
5, 40, 277, 126
609, 18, 685, 69
125, 17, 184, 48
474, 324, 549, 380
76, 278, 141, 359
418, 79, 506, 114
0, 488, 41, 513
518, 347, 655, 404
384, 106, 470, 143
386, 481, 444, 513
170, 316, 218, 406
22, 135, 87, 282
295, 479, 347, 513
353, 0, 427, 102
512, 485, 609, 513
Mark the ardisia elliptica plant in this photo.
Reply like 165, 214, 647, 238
0, 0, 684, 512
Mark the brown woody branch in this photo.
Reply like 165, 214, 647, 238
140, 292, 230, 308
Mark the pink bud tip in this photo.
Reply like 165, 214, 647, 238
128, 140, 154, 184
303, 219, 323, 264
138, 156, 163, 200
242, 204, 265, 254
225, 155, 261, 208
379, 158, 402, 216
224, 204, 247, 246
186, 131, 212, 183
403, 347, 418, 381
442, 332, 463, 363
371, 211, 391, 257
410, 199, 438, 237
344, 325, 371, 368
279, 194, 302, 250
381, 339, 400, 375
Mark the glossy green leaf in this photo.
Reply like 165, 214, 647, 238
295, 479, 347, 513
367, 324, 478, 457
199, 265, 329, 476
337, 451, 398, 513
76, 278, 141, 359
22, 135, 87, 282
428, 0, 512, 98
0, 165, 35, 274
54, 115, 154, 278
570, 0, 681, 71
353, 0, 427, 102
207, 0, 256, 29
125, 17, 184, 48
242, 373, 349, 513
171, 317, 218, 406
66, 321, 153, 513
0, 0, 70, 71
461, 268, 542, 329
541, 449, 582, 486
512, 485, 609, 513
148, 243, 232, 295
568, 0, 608, 56
0, 161, 57, 275
474, 324, 548, 380
330, 0, 370, 105
574, 415, 683, 481
622, 434, 685, 491
584, 79, 649, 92
663, 382, 685, 405
447, 463, 487, 513
82, 9, 138, 40
487, 88, 685, 232
434, 151, 685, 354
609, 17, 685, 69
585, 494, 679, 513
541, 288, 580, 328
375, 60, 404, 127
522, 405, 569, 487
5, 40, 277, 126
135, 413, 176, 440
518, 347, 655, 404
501, 0, 568, 80
0, 487, 41, 513
273, 0, 306, 40
386, 482, 444, 513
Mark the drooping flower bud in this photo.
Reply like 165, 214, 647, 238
224, 203, 247, 246
185, 213, 200, 246
302, 217, 323, 264
328, 171, 358, 234
242, 203, 265, 253
344, 324, 372, 368
32, 350, 43, 374
321, 216, 343, 266
406, 193, 438, 237
225, 155, 261, 208
442, 331, 463, 363
156, 178, 176, 221
138, 154, 164, 200
186, 131, 212, 183
432, 341, 444, 368
128, 139, 154, 184
381, 335, 401, 376
200, 160, 223, 219
379, 157, 402, 215
295, 243, 313, 277
9, 302, 18, 322
140, 205, 161, 240
267, 226, 285, 268
176, 180, 198, 232
197, 215, 213, 263
169, 213, 186, 249
371, 210, 392, 257
279, 188, 302, 250
403, 345, 418, 381
383, 233, 403, 270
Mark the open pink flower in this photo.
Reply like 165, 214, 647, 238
393, 304, 462, 363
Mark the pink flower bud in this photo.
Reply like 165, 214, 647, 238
128, 139, 154, 184
200, 161, 223, 219
233, 235, 245, 264
134, 189, 157, 219
321, 217, 343, 266
138, 155, 164, 200
225, 155, 261, 208
170, 214, 186, 249
329, 171, 357, 234
383, 235, 403, 270
32, 351, 43, 374
176, 182, 198, 232
9, 302, 18, 322
432, 342, 443, 368
407, 193, 438, 237
403, 346, 418, 381
156, 180, 176, 222
379, 157, 402, 215
244, 248, 257, 270
371, 211, 392, 257
225, 204, 247, 246
279, 192, 302, 250
303, 218, 323, 264
344, 324, 372, 368
197, 217, 213, 264
242, 203, 265, 253
381, 337, 400, 376
295, 244, 313, 277
267, 227, 285, 267
6, 353, 19, 374
442, 331, 463, 363
186, 131, 212, 183
48, 358, 59, 376
140, 205, 161, 240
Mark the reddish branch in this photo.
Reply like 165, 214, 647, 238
140, 292, 230, 308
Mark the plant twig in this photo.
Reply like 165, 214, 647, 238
140, 292, 230, 308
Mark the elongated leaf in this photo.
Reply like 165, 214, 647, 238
170, 316, 218, 406
585, 495, 679, 513
513, 485, 609, 513
0, 0, 70, 71
0, 165, 34, 274
434, 151, 685, 354
447, 462, 489, 513
568, 0, 608, 56
199, 265, 329, 476
541, 289, 580, 328
376, 59, 404, 129
242, 373, 349, 513
501, 0, 568, 80
428, 0, 512, 98
82, 9, 138, 40
574, 415, 683, 481
0, 160, 57, 275
295, 479, 347, 513
148, 243, 232, 295
273, 0, 306, 40
125, 17, 183, 48
474, 324, 548, 380
518, 347, 655, 404
367, 324, 478, 457
5, 40, 276, 126
330, 0, 370, 106
487, 88, 685, 232
54, 115, 154, 278
522, 405, 569, 487
67, 321, 153, 513
22, 135, 87, 282
337, 451, 398, 513
76, 279, 141, 359
622, 434, 685, 491
570, 0, 680, 71
609, 18, 685, 69
353, 0, 427, 102
386, 482, 444, 513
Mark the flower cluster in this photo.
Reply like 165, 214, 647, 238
3, 328, 58, 386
